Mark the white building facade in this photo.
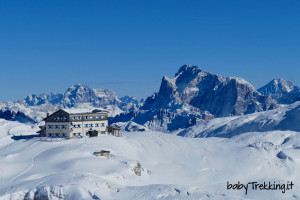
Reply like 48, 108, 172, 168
44, 109, 109, 138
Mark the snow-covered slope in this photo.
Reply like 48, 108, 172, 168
112, 65, 277, 132
0, 121, 299, 199
280, 87, 300, 104
178, 101, 300, 138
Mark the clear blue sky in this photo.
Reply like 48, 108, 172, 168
0, 0, 299, 101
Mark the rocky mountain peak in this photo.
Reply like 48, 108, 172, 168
175, 65, 204, 77
258, 78, 296, 102
112, 65, 277, 132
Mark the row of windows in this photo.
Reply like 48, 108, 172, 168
48, 133, 67, 137
84, 123, 105, 128
71, 115, 105, 120
71, 123, 106, 128
53, 116, 67, 121
52, 115, 106, 121
48, 125, 67, 129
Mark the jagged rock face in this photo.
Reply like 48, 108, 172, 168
258, 78, 295, 101
60, 84, 121, 108
17, 84, 123, 109
144, 65, 276, 117
112, 65, 277, 132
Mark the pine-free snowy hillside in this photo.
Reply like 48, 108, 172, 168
178, 101, 300, 138
111, 65, 276, 132
0, 119, 299, 200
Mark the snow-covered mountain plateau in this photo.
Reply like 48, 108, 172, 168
0, 119, 299, 200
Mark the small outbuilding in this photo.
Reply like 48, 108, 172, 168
107, 126, 122, 137
93, 150, 110, 158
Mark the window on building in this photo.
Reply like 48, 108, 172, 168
95, 123, 99, 127
75, 116, 81, 120
90, 116, 93, 120
55, 125, 59, 129
101, 123, 105, 127
85, 124, 88, 128
56, 133, 59, 137
48, 125, 51, 129
101, 131, 105, 134
85, 116, 88, 120
95, 115, 98, 119
101, 115, 104, 119
90, 124, 93, 127
63, 117, 67, 121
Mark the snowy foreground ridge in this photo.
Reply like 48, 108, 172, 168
0, 120, 299, 200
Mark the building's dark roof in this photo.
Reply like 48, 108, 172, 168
44, 109, 68, 120
44, 109, 109, 120
68, 109, 109, 115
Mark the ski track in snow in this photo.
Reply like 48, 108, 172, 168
7, 125, 19, 136
9, 140, 71, 183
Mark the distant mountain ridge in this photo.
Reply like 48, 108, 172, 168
0, 84, 141, 123
1, 65, 299, 132
18, 84, 141, 112
258, 78, 300, 104
111, 65, 277, 131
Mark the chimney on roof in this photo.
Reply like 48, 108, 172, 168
47, 113, 49, 117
